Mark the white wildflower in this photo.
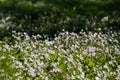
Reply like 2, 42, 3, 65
51, 67, 62, 73
88, 46, 95, 53
95, 76, 100, 80
101, 16, 108, 22
29, 68, 36, 77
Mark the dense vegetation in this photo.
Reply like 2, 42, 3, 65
0, 0, 120, 38
0, 31, 120, 80
0, 0, 120, 80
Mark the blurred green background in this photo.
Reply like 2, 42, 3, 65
0, 0, 120, 39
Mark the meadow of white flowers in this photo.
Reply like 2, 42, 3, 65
0, 30, 120, 80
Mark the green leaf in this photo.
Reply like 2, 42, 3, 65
59, 62, 67, 70
88, 60, 94, 67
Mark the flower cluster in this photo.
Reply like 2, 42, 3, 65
0, 31, 120, 80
